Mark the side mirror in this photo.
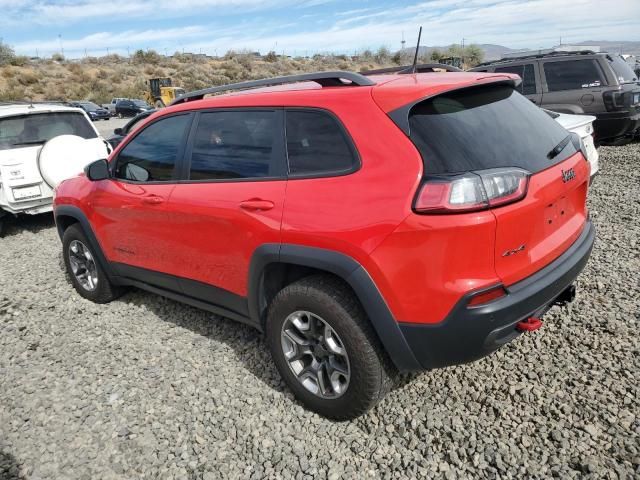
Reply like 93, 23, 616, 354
114, 127, 123, 135
85, 159, 110, 181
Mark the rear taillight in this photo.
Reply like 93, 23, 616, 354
603, 90, 626, 111
467, 285, 507, 307
414, 168, 530, 214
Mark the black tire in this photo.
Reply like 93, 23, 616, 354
0, 217, 5, 238
62, 224, 123, 303
266, 275, 395, 420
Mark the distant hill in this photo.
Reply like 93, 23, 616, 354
400, 41, 640, 62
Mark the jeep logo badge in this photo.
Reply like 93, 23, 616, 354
561, 168, 575, 183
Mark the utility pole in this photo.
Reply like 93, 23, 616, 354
401, 31, 406, 51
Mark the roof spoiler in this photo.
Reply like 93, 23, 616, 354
361, 63, 463, 75
170, 71, 375, 106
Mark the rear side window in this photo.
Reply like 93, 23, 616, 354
408, 85, 575, 175
115, 114, 191, 182
189, 110, 281, 180
495, 64, 537, 95
285, 110, 357, 176
606, 54, 638, 83
543, 59, 604, 91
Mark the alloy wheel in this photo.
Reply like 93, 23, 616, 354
280, 311, 351, 399
68, 240, 98, 291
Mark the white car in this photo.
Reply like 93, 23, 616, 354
544, 109, 599, 180
0, 103, 111, 236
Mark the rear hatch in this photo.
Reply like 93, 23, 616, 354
404, 83, 589, 285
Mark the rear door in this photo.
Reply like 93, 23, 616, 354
406, 84, 589, 286
164, 109, 287, 307
494, 62, 542, 105
540, 58, 606, 114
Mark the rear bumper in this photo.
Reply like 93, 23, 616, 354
594, 111, 640, 142
399, 220, 595, 369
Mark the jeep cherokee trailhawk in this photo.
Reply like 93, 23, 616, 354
53, 70, 595, 419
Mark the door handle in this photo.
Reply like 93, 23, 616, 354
239, 199, 275, 211
141, 195, 164, 205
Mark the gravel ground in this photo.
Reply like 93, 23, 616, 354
1, 144, 638, 479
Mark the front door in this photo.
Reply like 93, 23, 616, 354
164, 109, 287, 311
90, 113, 193, 284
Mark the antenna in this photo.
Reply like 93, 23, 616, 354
410, 26, 423, 74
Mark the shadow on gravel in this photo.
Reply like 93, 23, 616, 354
0, 449, 20, 480
124, 290, 287, 393
1, 212, 55, 238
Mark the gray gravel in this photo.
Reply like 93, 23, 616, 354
1, 144, 639, 479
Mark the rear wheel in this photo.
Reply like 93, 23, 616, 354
266, 275, 394, 420
62, 224, 123, 303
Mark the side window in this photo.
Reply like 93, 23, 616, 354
495, 64, 537, 95
543, 60, 604, 92
114, 114, 191, 182
189, 110, 281, 180
285, 110, 357, 176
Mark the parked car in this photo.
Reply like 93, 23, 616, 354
546, 109, 599, 180
106, 109, 156, 148
471, 50, 640, 145
115, 99, 153, 118
102, 97, 129, 115
53, 70, 595, 419
69, 101, 111, 121
0, 102, 110, 236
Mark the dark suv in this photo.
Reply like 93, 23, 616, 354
53, 71, 594, 419
471, 50, 640, 144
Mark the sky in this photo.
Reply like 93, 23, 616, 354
2, 0, 639, 58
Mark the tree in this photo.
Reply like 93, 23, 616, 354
375, 46, 391, 63
430, 49, 444, 62
0, 41, 15, 66
464, 44, 484, 66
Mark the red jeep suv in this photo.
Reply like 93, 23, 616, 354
53, 70, 595, 419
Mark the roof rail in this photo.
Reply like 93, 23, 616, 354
0, 100, 71, 107
361, 63, 463, 75
475, 49, 598, 67
170, 71, 375, 105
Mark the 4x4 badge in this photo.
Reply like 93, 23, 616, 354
561, 168, 576, 183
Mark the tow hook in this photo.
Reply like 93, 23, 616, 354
553, 284, 577, 306
517, 317, 543, 332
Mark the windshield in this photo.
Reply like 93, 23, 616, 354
607, 54, 638, 83
408, 85, 576, 175
133, 100, 149, 107
0, 112, 97, 150
79, 102, 101, 111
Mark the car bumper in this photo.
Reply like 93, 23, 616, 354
398, 220, 595, 370
594, 111, 640, 142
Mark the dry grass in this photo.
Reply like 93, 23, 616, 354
0, 53, 403, 103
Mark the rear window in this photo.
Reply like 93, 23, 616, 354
408, 85, 576, 175
543, 59, 604, 91
494, 64, 537, 95
606, 54, 638, 84
0, 112, 97, 150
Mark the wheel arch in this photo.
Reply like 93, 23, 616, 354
248, 244, 421, 371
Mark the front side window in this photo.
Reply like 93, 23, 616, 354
0, 112, 97, 150
495, 64, 537, 95
543, 59, 605, 91
285, 110, 357, 176
189, 110, 281, 180
114, 114, 191, 182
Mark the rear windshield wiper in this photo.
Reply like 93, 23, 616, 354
547, 134, 572, 160
11, 140, 46, 146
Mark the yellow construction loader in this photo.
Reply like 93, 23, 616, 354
142, 78, 186, 108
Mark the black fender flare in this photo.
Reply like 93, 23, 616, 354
248, 244, 421, 372
53, 205, 118, 281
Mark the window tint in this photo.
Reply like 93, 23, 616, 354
285, 110, 356, 176
543, 60, 604, 91
408, 85, 575, 175
189, 110, 280, 180
495, 64, 537, 95
115, 114, 190, 182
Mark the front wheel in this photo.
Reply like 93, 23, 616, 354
62, 224, 123, 303
266, 275, 394, 420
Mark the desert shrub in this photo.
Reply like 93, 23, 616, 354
264, 51, 278, 63
0, 41, 16, 66
52, 53, 65, 62
15, 70, 39, 86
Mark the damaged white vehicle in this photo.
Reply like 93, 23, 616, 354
0, 103, 110, 236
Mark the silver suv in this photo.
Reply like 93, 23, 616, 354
471, 50, 640, 145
